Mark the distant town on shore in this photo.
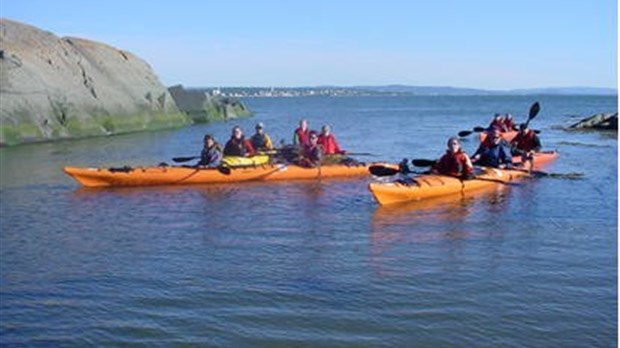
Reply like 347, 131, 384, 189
190, 85, 618, 98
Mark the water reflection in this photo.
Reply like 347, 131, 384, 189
369, 185, 514, 276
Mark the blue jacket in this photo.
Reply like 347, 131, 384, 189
199, 145, 223, 167
474, 140, 512, 168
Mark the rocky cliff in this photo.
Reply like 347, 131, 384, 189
0, 18, 191, 146
168, 85, 251, 123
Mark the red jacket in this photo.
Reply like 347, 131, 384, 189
223, 137, 255, 157
318, 134, 344, 155
433, 150, 474, 177
511, 130, 541, 152
294, 128, 310, 147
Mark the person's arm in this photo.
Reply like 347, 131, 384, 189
265, 135, 274, 150
293, 130, 300, 145
431, 155, 446, 174
501, 143, 513, 167
532, 135, 542, 152
332, 136, 345, 154
210, 148, 223, 167
244, 139, 256, 156
471, 144, 484, 163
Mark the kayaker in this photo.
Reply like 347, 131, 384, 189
250, 122, 274, 152
197, 134, 223, 168
431, 137, 474, 179
293, 119, 310, 147
504, 113, 517, 131
299, 131, 323, 167
488, 113, 508, 132
224, 126, 256, 157
511, 123, 542, 160
471, 128, 513, 168
318, 125, 345, 155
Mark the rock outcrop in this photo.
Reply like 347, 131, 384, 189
569, 112, 618, 130
0, 18, 191, 146
168, 85, 251, 123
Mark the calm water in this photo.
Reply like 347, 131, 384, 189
0, 95, 617, 347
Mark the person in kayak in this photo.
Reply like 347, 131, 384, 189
298, 131, 323, 167
511, 123, 542, 160
224, 126, 256, 157
318, 125, 345, 155
471, 129, 513, 168
504, 113, 517, 131
197, 134, 223, 168
488, 113, 508, 132
293, 119, 310, 147
250, 122, 274, 152
431, 137, 474, 179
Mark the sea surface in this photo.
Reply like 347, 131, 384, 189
0, 95, 617, 347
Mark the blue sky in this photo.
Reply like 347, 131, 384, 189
1, 0, 617, 89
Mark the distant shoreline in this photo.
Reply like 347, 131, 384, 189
185, 86, 618, 98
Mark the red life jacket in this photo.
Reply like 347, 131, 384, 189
317, 133, 343, 155
434, 150, 473, 177
294, 128, 310, 146
512, 130, 537, 152
504, 118, 516, 130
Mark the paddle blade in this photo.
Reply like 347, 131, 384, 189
173, 156, 199, 163
473, 126, 487, 132
217, 166, 232, 175
528, 102, 540, 120
411, 159, 437, 167
458, 130, 473, 137
369, 165, 400, 177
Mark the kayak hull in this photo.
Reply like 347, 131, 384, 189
63, 162, 385, 187
369, 151, 558, 205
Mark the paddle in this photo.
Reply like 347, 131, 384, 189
524, 101, 540, 128
369, 165, 400, 176
173, 155, 200, 163
411, 159, 437, 167
171, 156, 231, 175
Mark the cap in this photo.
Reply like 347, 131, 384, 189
256, 122, 264, 129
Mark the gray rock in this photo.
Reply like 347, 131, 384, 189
168, 85, 251, 123
569, 112, 618, 130
0, 18, 191, 146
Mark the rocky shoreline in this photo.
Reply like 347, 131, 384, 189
569, 112, 618, 130
0, 19, 250, 146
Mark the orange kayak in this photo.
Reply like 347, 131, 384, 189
63, 162, 387, 187
368, 151, 558, 205
479, 130, 518, 143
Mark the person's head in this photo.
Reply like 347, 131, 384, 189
494, 113, 502, 121
255, 122, 264, 134
446, 136, 461, 153
519, 123, 528, 133
309, 130, 319, 145
505, 113, 513, 120
300, 119, 308, 130
231, 126, 243, 139
321, 125, 331, 135
203, 134, 215, 148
